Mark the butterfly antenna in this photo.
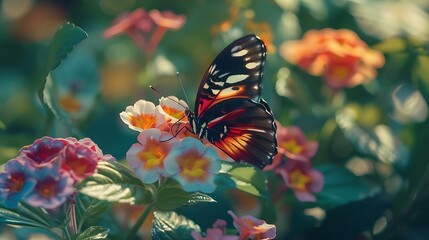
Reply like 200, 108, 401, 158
149, 85, 188, 109
176, 72, 190, 105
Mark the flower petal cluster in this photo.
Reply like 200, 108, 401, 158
0, 137, 114, 209
264, 122, 324, 202
103, 8, 186, 55
192, 211, 276, 240
121, 97, 222, 193
280, 28, 385, 88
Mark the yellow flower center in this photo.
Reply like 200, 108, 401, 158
59, 94, 81, 113
162, 105, 185, 120
331, 66, 349, 81
137, 139, 166, 170
130, 114, 157, 130
177, 149, 211, 181
289, 169, 310, 191
281, 139, 303, 155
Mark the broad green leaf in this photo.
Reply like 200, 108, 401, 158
313, 164, 381, 209
76, 194, 111, 226
156, 179, 192, 211
217, 162, 268, 197
0, 202, 61, 229
78, 161, 151, 204
74, 226, 110, 240
336, 112, 409, 169
47, 22, 88, 72
185, 193, 216, 205
152, 211, 201, 240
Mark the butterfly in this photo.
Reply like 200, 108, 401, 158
185, 34, 277, 169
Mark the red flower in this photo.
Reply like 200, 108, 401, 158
19, 137, 69, 167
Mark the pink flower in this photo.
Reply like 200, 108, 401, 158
276, 160, 324, 202
67, 137, 115, 162
19, 137, 69, 167
228, 210, 276, 240
103, 8, 185, 55
0, 158, 37, 208
164, 137, 221, 193
127, 129, 176, 183
149, 10, 186, 31
192, 219, 239, 240
26, 165, 74, 209
266, 123, 318, 172
120, 100, 168, 132
280, 28, 385, 88
59, 144, 99, 182
103, 9, 153, 39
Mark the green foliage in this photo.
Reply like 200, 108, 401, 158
46, 22, 88, 72
78, 161, 151, 205
73, 226, 110, 240
313, 164, 381, 209
152, 211, 201, 240
0, 203, 61, 230
217, 162, 268, 197
155, 179, 192, 211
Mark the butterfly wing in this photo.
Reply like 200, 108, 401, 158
200, 98, 277, 169
195, 34, 266, 117
193, 34, 277, 169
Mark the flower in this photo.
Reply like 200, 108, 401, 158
264, 123, 318, 171
59, 144, 99, 182
0, 159, 37, 208
19, 137, 69, 167
227, 210, 276, 240
127, 129, 176, 183
26, 165, 74, 209
276, 159, 324, 202
158, 96, 188, 123
120, 100, 168, 132
192, 219, 239, 240
149, 10, 186, 31
164, 137, 221, 193
280, 28, 385, 88
103, 9, 153, 39
67, 137, 115, 162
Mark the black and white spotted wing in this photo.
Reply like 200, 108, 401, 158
186, 34, 277, 169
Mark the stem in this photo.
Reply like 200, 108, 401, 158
125, 203, 154, 240
69, 193, 78, 236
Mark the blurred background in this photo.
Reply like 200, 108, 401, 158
1, 0, 429, 239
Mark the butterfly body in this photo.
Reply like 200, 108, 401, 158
186, 34, 277, 169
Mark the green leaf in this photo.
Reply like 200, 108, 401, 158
0, 202, 61, 230
152, 211, 201, 240
185, 193, 217, 205
76, 194, 111, 227
46, 22, 88, 72
313, 164, 381, 209
336, 111, 409, 169
217, 162, 268, 197
78, 161, 152, 204
74, 226, 110, 240
156, 179, 192, 211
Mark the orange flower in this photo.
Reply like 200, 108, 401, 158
280, 28, 385, 88
119, 100, 168, 132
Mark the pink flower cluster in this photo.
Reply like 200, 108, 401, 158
103, 8, 186, 55
120, 97, 221, 193
264, 122, 324, 202
0, 137, 114, 209
192, 210, 276, 240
